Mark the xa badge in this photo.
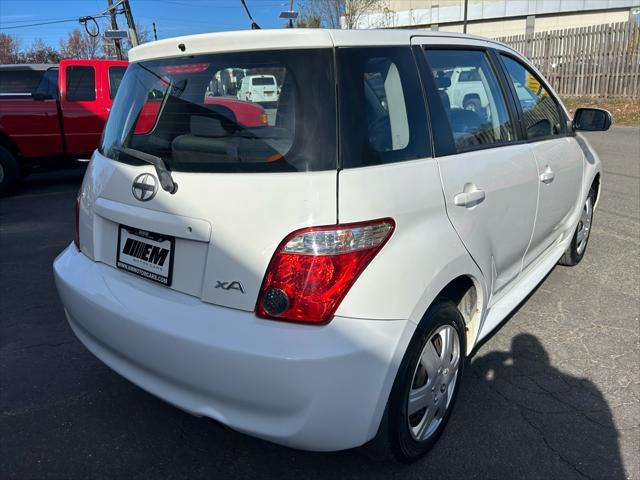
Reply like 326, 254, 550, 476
132, 173, 158, 202
215, 281, 245, 293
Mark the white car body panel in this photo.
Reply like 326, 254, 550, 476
523, 137, 584, 268
54, 246, 414, 451
54, 29, 603, 452
80, 151, 337, 311
335, 157, 486, 352
435, 145, 539, 296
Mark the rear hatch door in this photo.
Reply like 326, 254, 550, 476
81, 47, 337, 312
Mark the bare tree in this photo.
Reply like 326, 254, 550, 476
60, 28, 102, 59
298, 0, 385, 29
24, 38, 60, 64
0, 33, 23, 64
296, 15, 322, 28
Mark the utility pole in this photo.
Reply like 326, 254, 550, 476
122, 0, 139, 47
107, 0, 123, 60
288, 0, 294, 28
462, 0, 468, 33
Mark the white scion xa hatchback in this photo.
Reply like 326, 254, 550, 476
54, 29, 610, 462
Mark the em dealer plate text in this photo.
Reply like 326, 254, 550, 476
116, 226, 175, 286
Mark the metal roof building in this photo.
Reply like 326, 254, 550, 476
355, 0, 640, 38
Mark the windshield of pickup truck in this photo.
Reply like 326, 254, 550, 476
101, 49, 336, 173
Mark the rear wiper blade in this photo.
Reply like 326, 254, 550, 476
113, 146, 178, 194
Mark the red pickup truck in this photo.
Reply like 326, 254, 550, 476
0, 59, 127, 195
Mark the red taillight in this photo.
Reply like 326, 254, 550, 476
73, 192, 80, 250
256, 219, 395, 324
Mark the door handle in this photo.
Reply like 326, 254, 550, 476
540, 166, 555, 184
454, 183, 486, 207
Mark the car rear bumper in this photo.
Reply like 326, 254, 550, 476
53, 245, 413, 451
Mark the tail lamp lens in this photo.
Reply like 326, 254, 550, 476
73, 192, 80, 250
256, 219, 395, 324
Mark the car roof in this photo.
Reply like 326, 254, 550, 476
128, 28, 520, 63
0, 64, 58, 71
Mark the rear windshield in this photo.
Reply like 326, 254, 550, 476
252, 77, 275, 86
101, 49, 336, 173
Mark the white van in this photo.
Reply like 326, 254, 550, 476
54, 29, 610, 462
237, 74, 279, 104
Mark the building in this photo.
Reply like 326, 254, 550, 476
355, 0, 640, 38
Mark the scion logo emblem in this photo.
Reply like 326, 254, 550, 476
132, 173, 158, 202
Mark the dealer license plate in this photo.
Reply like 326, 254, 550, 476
116, 226, 174, 286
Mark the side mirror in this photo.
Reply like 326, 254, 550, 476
573, 107, 612, 131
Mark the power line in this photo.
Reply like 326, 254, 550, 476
0, 15, 110, 30
0, 18, 82, 30
0, 16, 78, 25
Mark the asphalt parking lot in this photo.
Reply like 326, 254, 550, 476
1, 127, 638, 479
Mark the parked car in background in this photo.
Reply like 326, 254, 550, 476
54, 29, 610, 463
236, 74, 279, 105
0, 59, 127, 195
437, 66, 488, 113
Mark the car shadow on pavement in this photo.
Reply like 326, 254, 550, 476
465, 333, 625, 479
137, 331, 624, 480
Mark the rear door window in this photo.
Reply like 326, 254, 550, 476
338, 47, 431, 168
66, 66, 96, 101
424, 49, 515, 152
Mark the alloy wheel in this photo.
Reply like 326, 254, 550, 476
407, 324, 461, 441
576, 195, 593, 255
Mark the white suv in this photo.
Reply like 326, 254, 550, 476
237, 74, 279, 104
54, 29, 610, 462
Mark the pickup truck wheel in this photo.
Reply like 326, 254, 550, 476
380, 300, 466, 463
559, 187, 595, 266
0, 146, 20, 197
463, 97, 481, 113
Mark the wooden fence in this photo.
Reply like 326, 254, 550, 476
495, 21, 640, 98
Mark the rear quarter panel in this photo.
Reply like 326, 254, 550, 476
336, 158, 486, 329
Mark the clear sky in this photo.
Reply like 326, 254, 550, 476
0, 0, 294, 48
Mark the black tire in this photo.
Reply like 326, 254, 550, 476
463, 97, 481, 113
373, 300, 466, 463
0, 145, 20, 197
559, 186, 596, 266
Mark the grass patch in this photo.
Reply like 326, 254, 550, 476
562, 97, 640, 127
